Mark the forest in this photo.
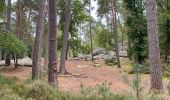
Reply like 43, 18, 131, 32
0, 0, 170, 100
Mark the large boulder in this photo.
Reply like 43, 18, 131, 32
119, 51, 128, 57
108, 51, 116, 59
93, 48, 106, 56
77, 54, 92, 61
0, 57, 32, 67
93, 54, 109, 60
18, 57, 32, 67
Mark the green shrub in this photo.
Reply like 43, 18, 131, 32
0, 30, 26, 67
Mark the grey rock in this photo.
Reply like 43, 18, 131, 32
93, 48, 106, 56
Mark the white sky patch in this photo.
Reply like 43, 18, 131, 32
91, 0, 98, 20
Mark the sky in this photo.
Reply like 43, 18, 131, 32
11, 0, 98, 20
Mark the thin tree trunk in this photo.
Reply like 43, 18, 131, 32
32, 0, 46, 80
44, 1, 49, 69
59, 0, 72, 75
89, 0, 93, 61
48, 0, 58, 85
6, 0, 11, 31
5, 0, 11, 66
19, 1, 24, 40
112, 0, 121, 68
16, 0, 20, 37
146, 0, 163, 92
105, 14, 109, 51
166, 0, 170, 62
25, 0, 32, 44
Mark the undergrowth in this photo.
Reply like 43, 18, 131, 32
0, 74, 168, 100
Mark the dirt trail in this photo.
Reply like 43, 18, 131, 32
0, 58, 169, 96
0, 58, 132, 94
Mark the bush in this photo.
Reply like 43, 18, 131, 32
0, 30, 26, 67
128, 63, 149, 74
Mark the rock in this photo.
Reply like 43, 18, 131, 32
93, 54, 109, 60
18, 57, 32, 67
108, 51, 116, 59
93, 48, 106, 56
119, 51, 128, 57
77, 54, 92, 61
0, 60, 6, 67
0, 57, 32, 67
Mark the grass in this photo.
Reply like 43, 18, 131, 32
0, 74, 134, 100
0, 70, 168, 100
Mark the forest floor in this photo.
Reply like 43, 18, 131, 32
0, 58, 169, 98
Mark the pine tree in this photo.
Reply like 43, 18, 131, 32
32, 0, 46, 80
146, 0, 163, 92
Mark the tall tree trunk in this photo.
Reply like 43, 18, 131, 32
6, 0, 11, 30
16, 0, 24, 39
25, 0, 32, 44
59, 0, 72, 75
19, 1, 24, 40
48, 0, 58, 85
44, 1, 49, 69
166, 0, 170, 62
5, 0, 11, 66
16, 1, 20, 37
112, 0, 121, 68
32, 0, 46, 80
146, 0, 163, 92
89, 0, 93, 61
105, 14, 109, 51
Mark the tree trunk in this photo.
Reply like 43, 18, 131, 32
25, 0, 32, 44
48, 0, 58, 85
89, 0, 93, 61
44, 1, 49, 69
19, 1, 24, 40
16, 1, 20, 37
32, 0, 46, 80
166, 0, 170, 62
16, 0, 24, 39
112, 0, 121, 68
5, 0, 11, 66
146, 0, 163, 92
59, 0, 72, 75
6, 0, 11, 30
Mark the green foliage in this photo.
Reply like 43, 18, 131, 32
0, 0, 5, 15
123, 0, 148, 63
95, 23, 114, 50
57, 0, 89, 57
81, 43, 91, 54
0, 30, 26, 58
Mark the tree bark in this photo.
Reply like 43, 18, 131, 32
48, 0, 58, 85
112, 0, 121, 68
146, 0, 163, 92
166, 0, 170, 62
19, 1, 24, 40
5, 0, 11, 66
89, 0, 93, 61
32, 0, 46, 80
59, 0, 72, 75
16, 1, 20, 37
16, 0, 24, 39
25, 0, 32, 44
44, 0, 49, 69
